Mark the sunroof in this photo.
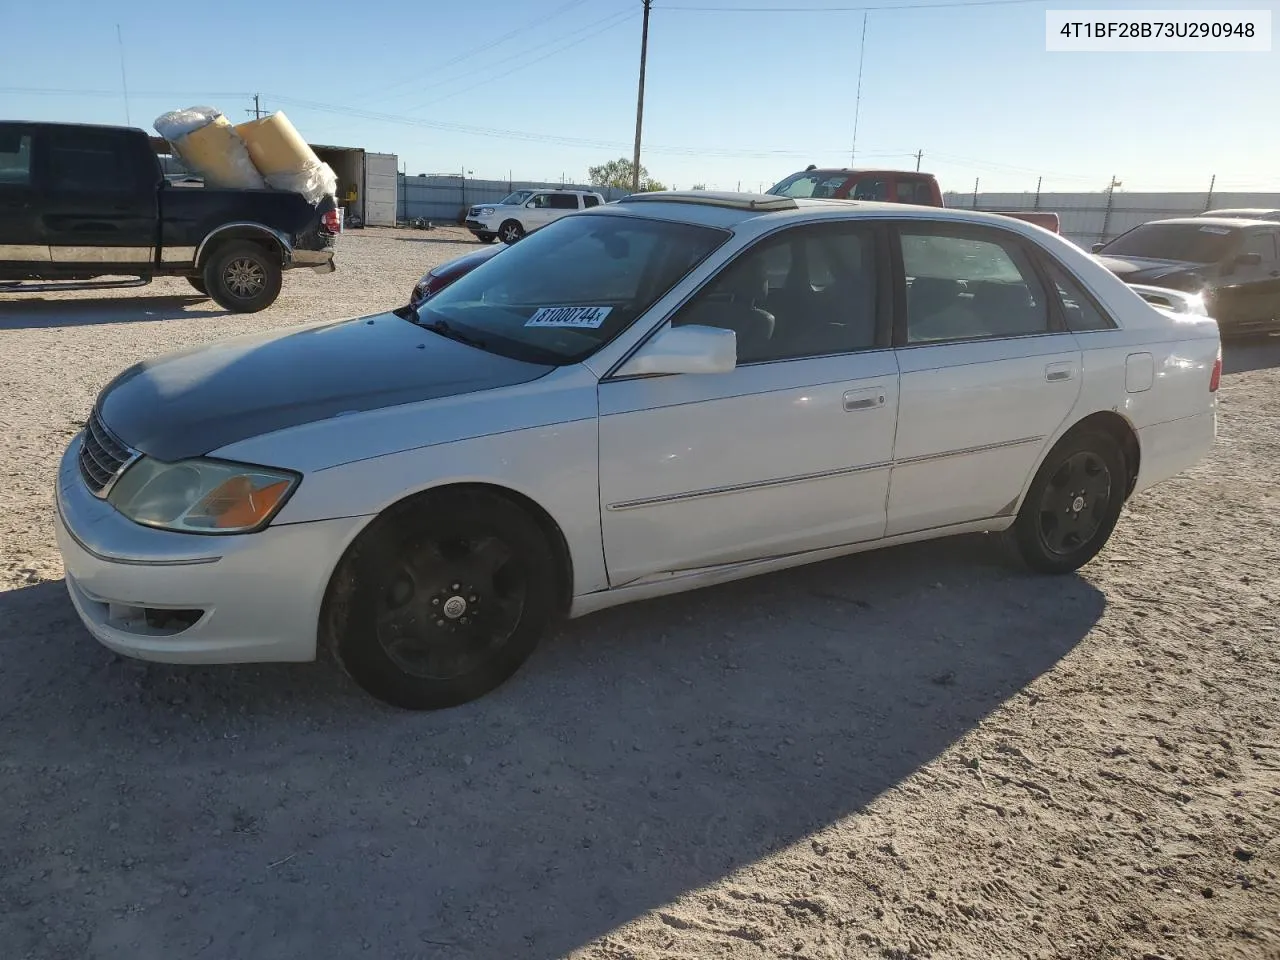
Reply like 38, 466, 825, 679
616, 191, 798, 212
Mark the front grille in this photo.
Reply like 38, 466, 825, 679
467, 206, 481, 217
79, 409, 136, 497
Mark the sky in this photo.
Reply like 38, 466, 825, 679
3, 0, 1277, 195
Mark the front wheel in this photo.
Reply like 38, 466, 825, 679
203, 241, 283, 313
475, 232, 497, 244
1012, 430, 1128, 574
325, 490, 561, 710
498, 220, 525, 245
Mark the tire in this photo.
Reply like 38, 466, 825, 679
203, 241, 282, 313
498, 220, 525, 245
325, 489, 561, 710
475, 232, 497, 244
1012, 429, 1128, 575
186, 276, 208, 296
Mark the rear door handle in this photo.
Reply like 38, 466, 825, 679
843, 389, 886, 412
1045, 361, 1075, 382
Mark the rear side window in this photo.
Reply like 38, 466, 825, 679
48, 130, 136, 193
1240, 231, 1279, 263
849, 177, 890, 202
900, 227, 1050, 343
0, 130, 32, 186
895, 179, 934, 205
1041, 259, 1116, 332
548, 193, 579, 210
582, 195, 601, 208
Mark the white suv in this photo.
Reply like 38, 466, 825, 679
464, 188, 605, 244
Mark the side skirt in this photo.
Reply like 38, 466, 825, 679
567, 516, 1016, 619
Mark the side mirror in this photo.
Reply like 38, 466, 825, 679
1091, 242, 1106, 253
1235, 251, 1262, 267
615, 324, 737, 377
525, 201, 537, 209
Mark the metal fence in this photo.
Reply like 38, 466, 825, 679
399, 176, 630, 224
945, 190, 1280, 248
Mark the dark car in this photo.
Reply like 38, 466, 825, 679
0, 121, 339, 312
1092, 217, 1280, 337
408, 242, 505, 308
1199, 208, 1280, 222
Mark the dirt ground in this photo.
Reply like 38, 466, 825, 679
1, 227, 1277, 960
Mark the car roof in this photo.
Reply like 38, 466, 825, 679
1201, 208, 1280, 216
790, 168, 937, 178
589, 190, 1065, 233
1144, 217, 1261, 229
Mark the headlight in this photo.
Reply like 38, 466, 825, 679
478, 207, 495, 216
108, 457, 300, 534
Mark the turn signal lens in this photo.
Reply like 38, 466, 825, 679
189, 477, 293, 529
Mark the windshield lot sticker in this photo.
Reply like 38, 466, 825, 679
1199, 226, 1232, 235
525, 305, 613, 328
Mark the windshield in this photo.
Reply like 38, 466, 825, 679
1101, 223, 1238, 263
767, 171, 850, 199
417, 213, 729, 364
499, 190, 534, 205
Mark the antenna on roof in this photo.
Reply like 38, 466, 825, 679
805, 164, 816, 172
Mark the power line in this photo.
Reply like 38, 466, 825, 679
350, 0, 595, 102
399, 8, 639, 113
660, 0, 1044, 10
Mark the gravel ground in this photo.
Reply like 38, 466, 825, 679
1, 227, 1277, 960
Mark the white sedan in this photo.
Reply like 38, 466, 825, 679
55, 192, 1221, 710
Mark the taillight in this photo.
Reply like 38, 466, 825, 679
322, 209, 343, 234
1209, 353, 1222, 392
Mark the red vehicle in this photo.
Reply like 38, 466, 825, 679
766, 166, 1060, 233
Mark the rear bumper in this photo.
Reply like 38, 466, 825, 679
290, 247, 335, 273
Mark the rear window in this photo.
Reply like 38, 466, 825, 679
895, 179, 935, 204
417, 214, 729, 365
1101, 223, 1237, 263
582, 195, 601, 208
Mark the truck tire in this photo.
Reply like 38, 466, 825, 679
498, 220, 525, 245
186, 276, 208, 296
203, 241, 283, 313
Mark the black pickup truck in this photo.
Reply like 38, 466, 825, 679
0, 121, 339, 312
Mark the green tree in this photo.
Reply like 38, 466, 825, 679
588, 157, 666, 192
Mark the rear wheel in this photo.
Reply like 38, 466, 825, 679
1012, 430, 1127, 574
325, 490, 560, 710
186, 276, 208, 296
498, 220, 525, 245
203, 241, 282, 313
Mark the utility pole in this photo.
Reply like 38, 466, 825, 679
1033, 175, 1042, 210
116, 25, 131, 126
1204, 173, 1216, 212
972, 177, 979, 209
631, 0, 653, 193
914, 149, 923, 172
246, 94, 263, 120
850, 12, 868, 165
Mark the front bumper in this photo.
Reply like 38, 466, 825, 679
54, 435, 368, 664
464, 219, 496, 234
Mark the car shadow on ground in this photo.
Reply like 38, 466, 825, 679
0, 296, 223, 329
1222, 334, 1280, 375
0, 533, 1104, 959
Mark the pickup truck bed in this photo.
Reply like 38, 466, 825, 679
0, 121, 339, 312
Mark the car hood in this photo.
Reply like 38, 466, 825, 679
1094, 255, 1201, 284
97, 312, 554, 462
427, 243, 504, 280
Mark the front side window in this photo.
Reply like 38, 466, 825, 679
0, 130, 32, 186
500, 190, 533, 205
901, 228, 1050, 343
673, 222, 880, 363
1239, 231, 1279, 263
528, 193, 552, 209
1100, 223, 1238, 263
416, 214, 728, 365
548, 193, 579, 210
849, 177, 889, 202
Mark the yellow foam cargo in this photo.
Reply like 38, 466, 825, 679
173, 114, 265, 190
235, 112, 321, 181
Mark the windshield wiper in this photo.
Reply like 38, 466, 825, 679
418, 316, 488, 350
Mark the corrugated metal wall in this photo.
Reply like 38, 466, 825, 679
399, 176, 630, 223
944, 190, 1280, 248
